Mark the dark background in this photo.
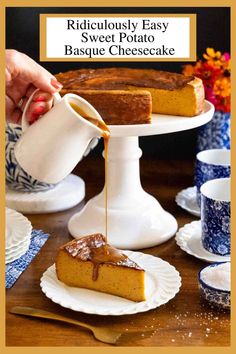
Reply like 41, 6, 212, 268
6, 7, 230, 159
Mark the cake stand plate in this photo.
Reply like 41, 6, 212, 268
6, 174, 85, 214
68, 101, 214, 249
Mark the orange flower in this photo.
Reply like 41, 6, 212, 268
203, 47, 222, 60
182, 64, 195, 76
182, 61, 202, 76
213, 78, 231, 98
222, 56, 231, 72
203, 48, 224, 68
182, 48, 230, 112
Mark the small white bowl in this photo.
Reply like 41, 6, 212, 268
198, 262, 230, 310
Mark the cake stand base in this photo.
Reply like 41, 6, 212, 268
68, 137, 178, 249
69, 196, 177, 250
6, 174, 85, 214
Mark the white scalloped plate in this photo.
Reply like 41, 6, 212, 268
5, 208, 32, 250
5, 237, 31, 264
6, 237, 30, 257
175, 186, 200, 217
176, 220, 230, 263
40, 251, 181, 316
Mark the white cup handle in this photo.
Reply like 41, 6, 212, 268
21, 88, 61, 132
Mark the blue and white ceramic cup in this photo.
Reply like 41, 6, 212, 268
201, 178, 230, 256
195, 149, 230, 207
6, 123, 55, 192
198, 262, 230, 310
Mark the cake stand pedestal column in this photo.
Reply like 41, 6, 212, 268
68, 136, 178, 249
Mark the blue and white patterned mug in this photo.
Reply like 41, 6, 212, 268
195, 149, 230, 207
201, 178, 230, 256
6, 123, 55, 192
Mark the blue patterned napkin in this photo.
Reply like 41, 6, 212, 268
5, 230, 49, 288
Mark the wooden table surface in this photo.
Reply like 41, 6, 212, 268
6, 157, 230, 347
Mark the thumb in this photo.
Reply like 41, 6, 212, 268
6, 50, 63, 93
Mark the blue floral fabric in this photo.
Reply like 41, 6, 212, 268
201, 195, 230, 256
5, 229, 49, 288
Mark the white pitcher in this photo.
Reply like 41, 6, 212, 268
14, 89, 105, 184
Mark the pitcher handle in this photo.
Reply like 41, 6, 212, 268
21, 88, 61, 132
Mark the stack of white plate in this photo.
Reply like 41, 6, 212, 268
5, 208, 32, 264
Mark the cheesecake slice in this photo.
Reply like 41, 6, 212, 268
55, 234, 146, 302
55, 67, 205, 124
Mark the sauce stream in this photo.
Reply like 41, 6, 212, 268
70, 101, 110, 242
69, 101, 126, 280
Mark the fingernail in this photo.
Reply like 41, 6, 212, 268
34, 96, 46, 102
51, 78, 63, 89
29, 114, 38, 125
33, 105, 45, 115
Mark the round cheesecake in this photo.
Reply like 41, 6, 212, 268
56, 67, 205, 125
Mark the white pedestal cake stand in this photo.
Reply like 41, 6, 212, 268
68, 101, 214, 250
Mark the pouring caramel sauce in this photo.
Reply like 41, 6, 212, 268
69, 101, 127, 280
69, 102, 110, 139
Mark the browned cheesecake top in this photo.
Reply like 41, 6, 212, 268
62, 234, 143, 270
55, 67, 194, 91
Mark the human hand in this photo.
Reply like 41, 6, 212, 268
6, 49, 63, 124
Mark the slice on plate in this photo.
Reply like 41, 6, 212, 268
55, 234, 146, 302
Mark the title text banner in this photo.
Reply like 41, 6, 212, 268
40, 14, 196, 62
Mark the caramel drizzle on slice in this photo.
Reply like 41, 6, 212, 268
90, 244, 127, 281
64, 235, 139, 282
